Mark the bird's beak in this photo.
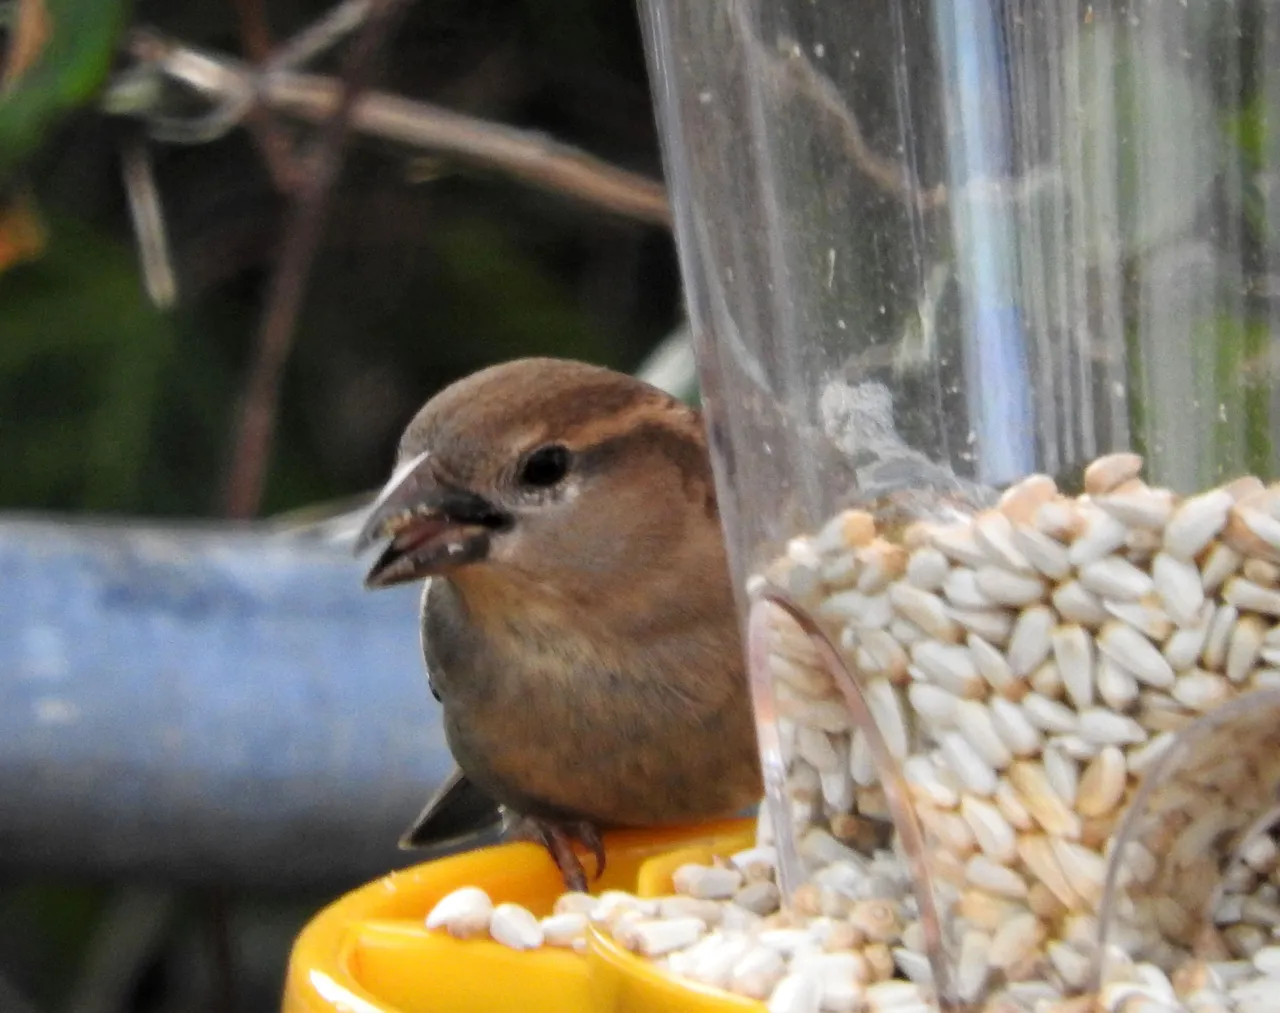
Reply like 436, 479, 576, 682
355, 450, 510, 588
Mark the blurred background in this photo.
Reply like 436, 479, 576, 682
0, 0, 685, 1009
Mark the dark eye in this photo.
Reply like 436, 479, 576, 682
518, 444, 572, 487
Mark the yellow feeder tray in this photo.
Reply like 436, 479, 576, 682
284, 819, 763, 1013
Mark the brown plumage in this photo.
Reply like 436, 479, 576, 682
356, 358, 760, 889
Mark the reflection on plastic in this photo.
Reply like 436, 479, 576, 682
1095, 689, 1280, 990
747, 588, 958, 1012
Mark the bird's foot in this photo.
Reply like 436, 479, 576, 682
512, 817, 606, 892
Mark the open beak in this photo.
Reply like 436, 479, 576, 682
355, 450, 510, 589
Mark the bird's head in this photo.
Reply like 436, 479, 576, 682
356, 358, 721, 596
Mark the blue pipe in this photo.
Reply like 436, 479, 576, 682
0, 516, 468, 889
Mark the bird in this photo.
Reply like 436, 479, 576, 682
354, 357, 761, 891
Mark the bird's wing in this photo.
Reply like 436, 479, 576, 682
398, 765, 507, 854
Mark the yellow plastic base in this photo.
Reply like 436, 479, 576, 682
283, 819, 763, 1013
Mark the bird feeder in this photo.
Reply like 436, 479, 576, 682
286, 2, 1280, 1011
642, 0, 1280, 1009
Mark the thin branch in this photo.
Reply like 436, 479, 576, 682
270, 0, 372, 71
120, 135, 177, 307
124, 32, 670, 226
229, 0, 306, 192
221, 0, 415, 518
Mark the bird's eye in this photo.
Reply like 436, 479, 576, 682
518, 444, 572, 487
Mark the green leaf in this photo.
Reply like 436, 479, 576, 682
0, 0, 131, 182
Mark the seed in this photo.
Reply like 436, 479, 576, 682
1126, 730, 1177, 775
1019, 834, 1084, 910
903, 754, 960, 808
849, 729, 876, 787
489, 903, 545, 950
1077, 746, 1128, 817
866, 678, 910, 760
910, 640, 983, 697
943, 567, 993, 610
1104, 597, 1174, 642
856, 540, 908, 594
956, 928, 993, 1002
1163, 602, 1213, 670
1163, 488, 1233, 560
1097, 621, 1175, 688
1008, 761, 1083, 839
1011, 526, 1071, 580
1007, 605, 1055, 677
1050, 586, 1108, 638
1049, 837, 1107, 906
931, 523, 990, 567
1226, 505, 1280, 565
1097, 657, 1140, 711
777, 695, 855, 733
1020, 692, 1078, 734
1029, 660, 1063, 699
988, 695, 1044, 756
673, 863, 743, 899
974, 511, 1035, 574
976, 566, 1048, 607
1226, 615, 1267, 683
998, 473, 1059, 522
1079, 707, 1148, 746
1245, 557, 1280, 586
858, 629, 910, 681
1068, 509, 1130, 567
796, 726, 841, 773
969, 634, 1019, 695
730, 945, 786, 999
426, 886, 494, 939
817, 509, 877, 552
818, 590, 892, 630
990, 913, 1046, 970
939, 731, 998, 795
888, 582, 961, 642
961, 795, 1018, 863
541, 912, 588, 947
946, 605, 1014, 643
1052, 623, 1095, 710
735, 882, 782, 916
965, 854, 1029, 898
765, 970, 822, 1013
906, 546, 950, 590
1084, 452, 1144, 494
994, 779, 1036, 830
1043, 744, 1079, 807
1049, 733, 1100, 761
906, 682, 959, 727
1096, 486, 1175, 530
1035, 499, 1082, 539
1202, 604, 1239, 670
1172, 670, 1233, 710
1079, 556, 1155, 600
1225, 576, 1280, 616
1152, 552, 1206, 627
1047, 940, 1093, 991
1201, 542, 1244, 593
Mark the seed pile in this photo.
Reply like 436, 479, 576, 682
419, 454, 1280, 1012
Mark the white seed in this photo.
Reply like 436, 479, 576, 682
489, 903, 544, 950
1231, 504, 1280, 561
909, 640, 982, 697
625, 916, 704, 957
673, 863, 743, 899
426, 886, 494, 938
864, 980, 929, 1013
541, 912, 588, 947
965, 854, 1029, 898
1050, 733, 1101, 761
1020, 692, 1078, 734
1104, 598, 1174, 641
887, 617, 925, 646
1172, 670, 1233, 710
1096, 486, 1175, 529
1011, 526, 1071, 580
1252, 946, 1280, 977
988, 696, 1044, 756
961, 795, 1018, 863
1068, 509, 1130, 567
849, 729, 876, 787
553, 892, 596, 916
903, 754, 960, 808
969, 634, 1018, 694
766, 970, 822, 1013
907, 682, 959, 727
821, 764, 855, 813
1042, 744, 1079, 807
889, 582, 961, 642
1029, 659, 1063, 698
989, 913, 1045, 970
953, 699, 1014, 770
866, 678, 910, 760
1097, 620, 1175, 688
1201, 542, 1244, 593
1164, 602, 1214, 669
1084, 452, 1144, 494
892, 948, 933, 986
858, 629, 910, 680
930, 523, 990, 567
1047, 940, 1093, 991
1152, 552, 1206, 627
1007, 605, 1055, 677
999, 473, 1059, 521
730, 846, 778, 875
796, 726, 841, 773
1202, 604, 1239, 670
946, 606, 1014, 643
905, 546, 949, 590
943, 567, 993, 610
1008, 761, 1083, 839
1019, 835, 1084, 909
955, 928, 992, 1003
778, 696, 855, 733
1097, 657, 1140, 711
976, 566, 1048, 607
1163, 489, 1232, 560
1035, 499, 1081, 539
1053, 579, 1111, 625
1225, 576, 1280, 616
974, 512, 1034, 574
818, 590, 892, 630
939, 731, 998, 795
1051, 623, 1095, 710
994, 779, 1036, 830
1079, 707, 1149, 746
1050, 837, 1107, 906
1126, 730, 1177, 776
1227, 614, 1267, 683
1077, 746, 1128, 817
1080, 556, 1155, 600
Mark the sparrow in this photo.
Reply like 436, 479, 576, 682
355, 357, 761, 890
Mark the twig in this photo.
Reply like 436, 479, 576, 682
229, 0, 306, 192
120, 135, 177, 308
123, 32, 670, 226
270, 0, 372, 71
221, 0, 415, 518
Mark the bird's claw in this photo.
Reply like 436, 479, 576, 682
514, 817, 606, 892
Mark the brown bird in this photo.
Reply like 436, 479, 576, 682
355, 358, 761, 890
